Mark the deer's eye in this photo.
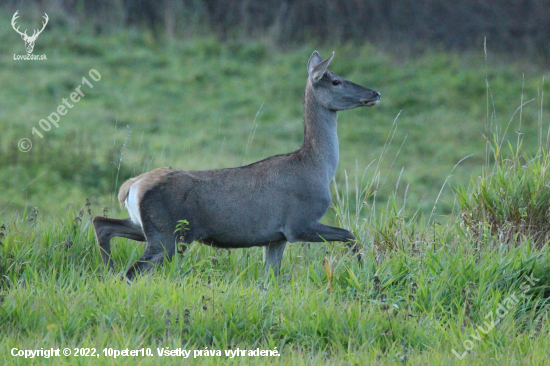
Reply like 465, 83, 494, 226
332, 80, 341, 86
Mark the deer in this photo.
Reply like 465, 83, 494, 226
93, 51, 381, 280
11, 11, 49, 54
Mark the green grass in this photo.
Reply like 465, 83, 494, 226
1, 169, 550, 365
1, 139, 550, 365
0, 15, 548, 218
1, 14, 550, 366
458, 146, 550, 247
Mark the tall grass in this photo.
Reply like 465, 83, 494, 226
457, 73, 550, 249
457, 147, 550, 248
1, 175, 549, 365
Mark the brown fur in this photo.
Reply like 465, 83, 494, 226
117, 167, 174, 207
94, 51, 379, 279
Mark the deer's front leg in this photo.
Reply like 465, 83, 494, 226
263, 241, 287, 277
295, 222, 362, 263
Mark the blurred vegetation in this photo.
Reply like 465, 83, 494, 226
2, 0, 550, 62
0, 10, 548, 219
0, 2, 549, 221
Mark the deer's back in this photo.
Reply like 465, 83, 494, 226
136, 152, 332, 247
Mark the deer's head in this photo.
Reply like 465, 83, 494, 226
12, 11, 49, 54
307, 51, 380, 111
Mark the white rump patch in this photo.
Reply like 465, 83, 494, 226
125, 180, 143, 228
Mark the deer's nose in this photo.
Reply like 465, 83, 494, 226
373, 91, 381, 99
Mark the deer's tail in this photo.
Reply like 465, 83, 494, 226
118, 177, 140, 208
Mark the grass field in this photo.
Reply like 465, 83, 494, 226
1, 14, 550, 365
0, 16, 548, 218
1, 150, 550, 365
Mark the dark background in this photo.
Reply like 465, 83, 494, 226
4, 0, 550, 61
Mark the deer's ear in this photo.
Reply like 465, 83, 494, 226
308, 51, 334, 84
307, 51, 323, 75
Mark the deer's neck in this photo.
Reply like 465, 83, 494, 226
300, 87, 339, 182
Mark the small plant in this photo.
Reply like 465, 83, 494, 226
0, 223, 5, 246
174, 219, 190, 237
174, 219, 190, 256
324, 256, 335, 293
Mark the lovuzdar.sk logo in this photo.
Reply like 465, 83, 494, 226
12, 10, 48, 61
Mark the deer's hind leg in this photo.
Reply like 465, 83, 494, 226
92, 217, 146, 270
124, 192, 181, 280
125, 226, 178, 280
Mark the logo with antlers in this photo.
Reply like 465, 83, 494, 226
11, 11, 49, 54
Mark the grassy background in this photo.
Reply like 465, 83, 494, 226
0, 15, 548, 219
1, 11, 550, 366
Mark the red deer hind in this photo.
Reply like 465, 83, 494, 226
93, 51, 381, 280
